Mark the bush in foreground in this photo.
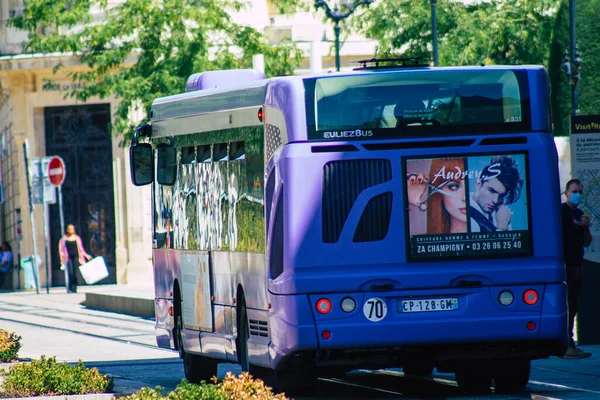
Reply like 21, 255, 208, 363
0, 329, 21, 363
122, 372, 289, 400
0, 356, 114, 398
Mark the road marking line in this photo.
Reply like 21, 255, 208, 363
529, 380, 600, 395
377, 369, 600, 396
320, 377, 405, 396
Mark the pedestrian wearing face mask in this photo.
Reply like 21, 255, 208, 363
561, 179, 592, 358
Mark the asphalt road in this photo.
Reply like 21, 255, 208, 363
1, 289, 599, 399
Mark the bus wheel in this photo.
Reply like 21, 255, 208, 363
237, 301, 251, 372
403, 362, 434, 376
455, 365, 492, 393
183, 352, 219, 384
493, 359, 530, 392
174, 313, 185, 359
175, 307, 218, 383
258, 369, 318, 397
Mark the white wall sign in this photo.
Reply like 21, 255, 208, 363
571, 115, 600, 262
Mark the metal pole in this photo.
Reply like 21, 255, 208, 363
334, 23, 341, 72
22, 141, 40, 294
569, 0, 577, 116
431, 0, 439, 66
58, 186, 68, 290
39, 159, 49, 294
15, 208, 22, 290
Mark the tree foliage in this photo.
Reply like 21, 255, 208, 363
354, 0, 559, 67
548, 0, 600, 136
9, 0, 303, 142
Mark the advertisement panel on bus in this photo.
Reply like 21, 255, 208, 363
404, 153, 532, 261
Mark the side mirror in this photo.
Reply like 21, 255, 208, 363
130, 143, 154, 186
157, 143, 177, 186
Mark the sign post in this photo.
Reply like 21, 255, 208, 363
47, 156, 68, 291
22, 141, 40, 294
15, 208, 22, 290
38, 159, 50, 294
30, 157, 58, 294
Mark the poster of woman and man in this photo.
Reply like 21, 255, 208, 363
405, 154, 530, 260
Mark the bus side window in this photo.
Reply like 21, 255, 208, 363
213, 143, 228, 162
197, 144, 211, 163
229, 141, 245, 161
181, 146, 196, 164
157, 144, 177, 185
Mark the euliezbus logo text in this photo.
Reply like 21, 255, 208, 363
323, 130, 374, 139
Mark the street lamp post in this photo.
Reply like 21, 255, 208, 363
561, 0, 581, 116
431, 0, 439, 66
315, 0, 374, 72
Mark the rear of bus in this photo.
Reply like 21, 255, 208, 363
265, 66, 567, 384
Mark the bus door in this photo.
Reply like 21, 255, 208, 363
180, 251, 214, 333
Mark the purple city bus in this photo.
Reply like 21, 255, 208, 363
129, 59, 567, 393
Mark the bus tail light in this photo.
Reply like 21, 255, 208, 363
527, 321, 536, 331
322, 330, 331, 340
316, 298, 332, 314
523, 289, 539, 305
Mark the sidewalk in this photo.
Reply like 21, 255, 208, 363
0, 284, 154, 318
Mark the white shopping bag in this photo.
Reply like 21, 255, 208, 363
79, 256, 109, 284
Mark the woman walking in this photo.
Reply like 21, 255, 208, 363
59, 224, 92, 293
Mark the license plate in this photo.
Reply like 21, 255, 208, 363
399, 298, 459, 313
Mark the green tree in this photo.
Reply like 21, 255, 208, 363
354, 0, 559, 67
549, 0, 600, 136
9, 0, 303, 142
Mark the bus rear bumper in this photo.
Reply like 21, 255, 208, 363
268, 284, 567, 371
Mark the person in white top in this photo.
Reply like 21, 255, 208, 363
469, 156, 524, 233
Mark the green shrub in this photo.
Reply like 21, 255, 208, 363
0, 329, 21, 362
121, 381, 227, 400
121, 373, 289, 400
0, 356, 114, 398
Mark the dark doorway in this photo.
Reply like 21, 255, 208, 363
45, 104, 116, 286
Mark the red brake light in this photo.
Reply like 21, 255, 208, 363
257, 108, 264, 122
523, 289, 539, 305
316, 298, 332, 314
322, 330, 332, 340
527, 321, 536, 331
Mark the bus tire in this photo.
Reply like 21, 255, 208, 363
183, 352, 219, 385
237, 300, 251, 372
455, 365, 492, 393
175, 302, 218, 384
174, 313, 185, 359
255, 367, 318, 397
493, 359, 530, 392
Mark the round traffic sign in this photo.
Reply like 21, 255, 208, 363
48, 156, 66, 186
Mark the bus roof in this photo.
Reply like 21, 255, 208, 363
152, 65, 546, 114
150, 65, 547, 137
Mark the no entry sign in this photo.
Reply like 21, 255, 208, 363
47, 156, 66, 187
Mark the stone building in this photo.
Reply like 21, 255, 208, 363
0, 0, 376, 290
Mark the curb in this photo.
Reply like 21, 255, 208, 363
84, 292, 154, 318
2, 394, 115, 400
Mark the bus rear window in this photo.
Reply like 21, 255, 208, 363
304, 69, 531, 140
